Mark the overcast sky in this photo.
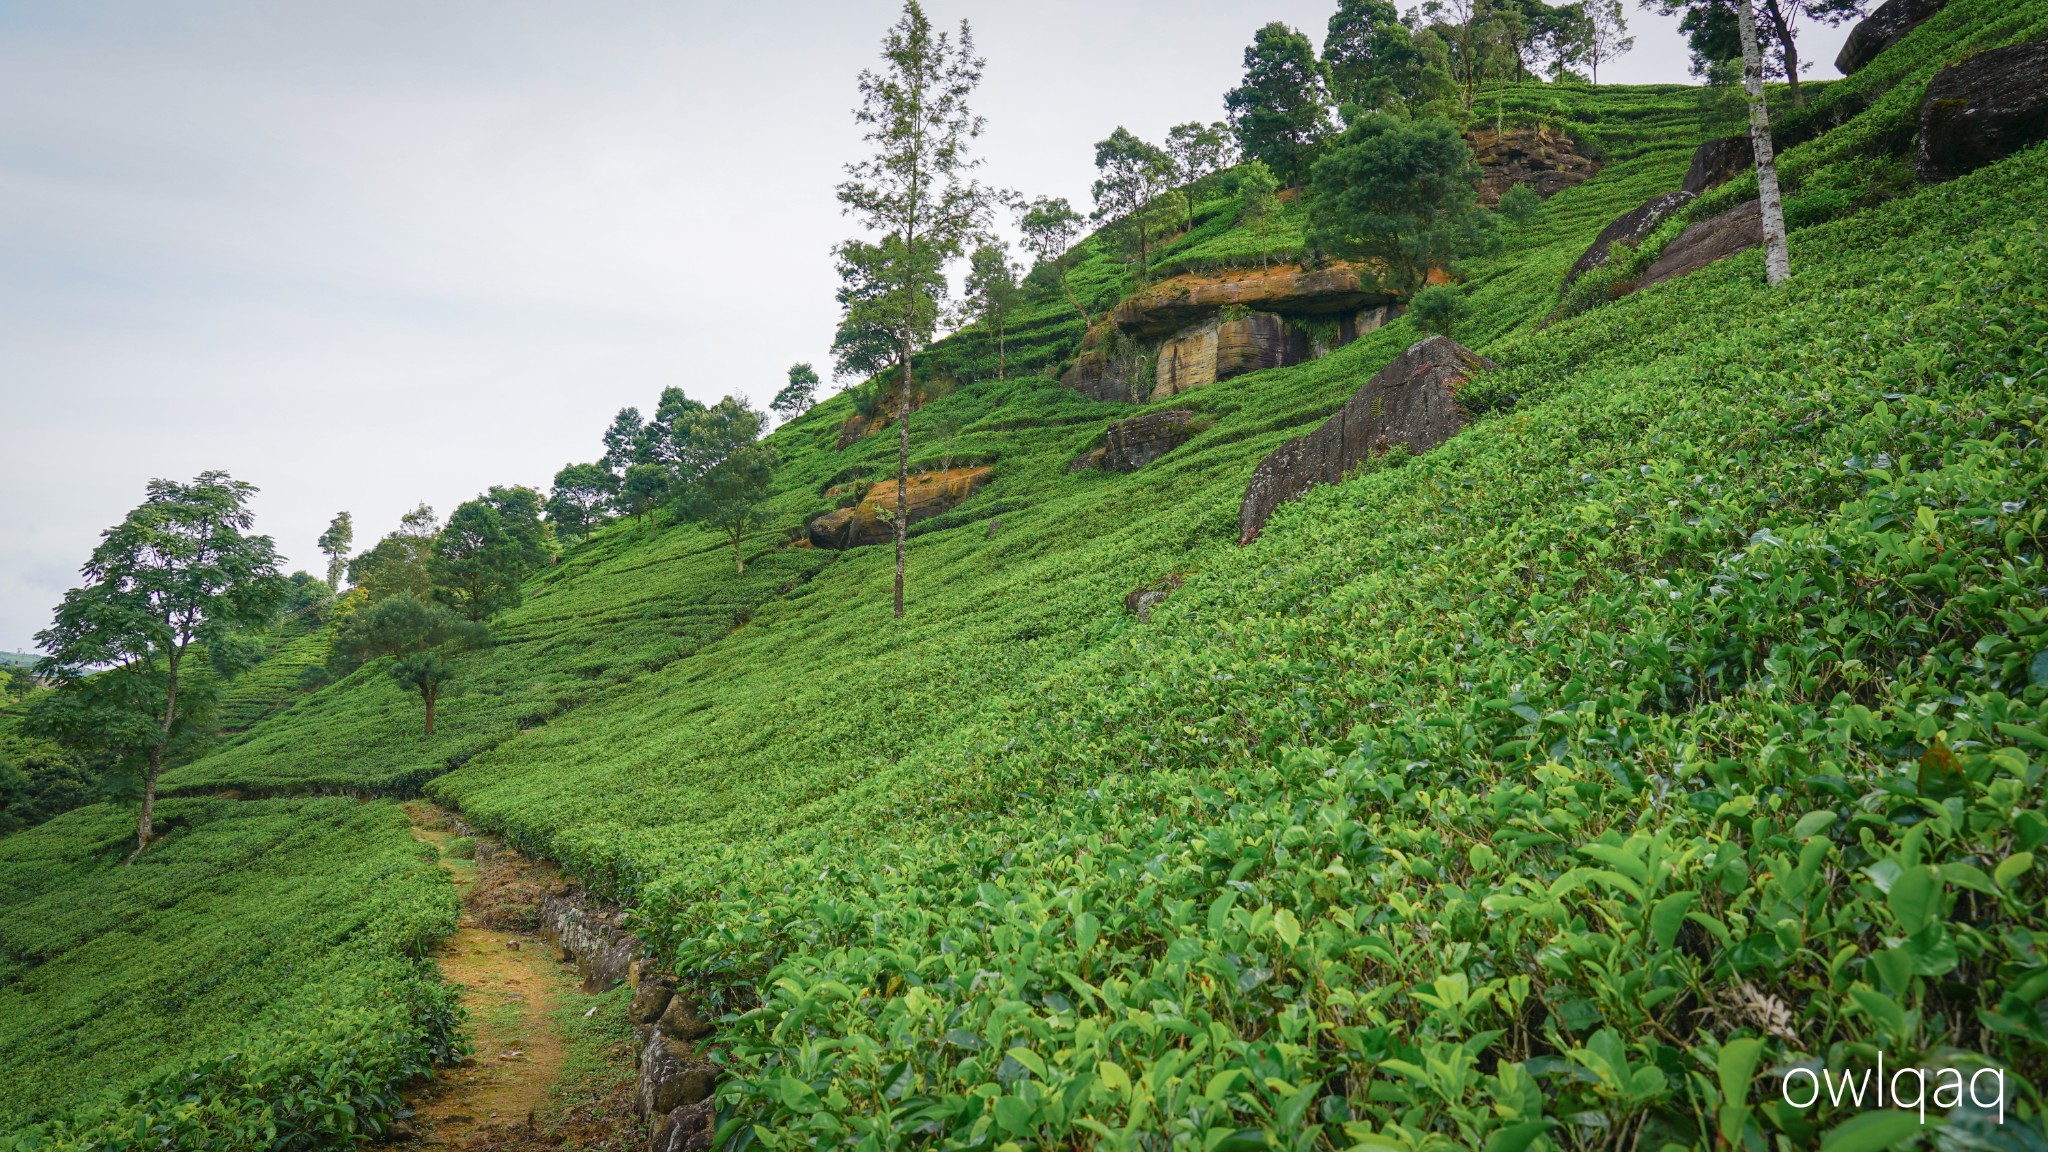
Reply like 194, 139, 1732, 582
0, 1, 1855, 653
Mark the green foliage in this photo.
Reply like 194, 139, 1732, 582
332, 593, 488, 734
1496, 180, 1543, 227
547, 462, 617, 542
1324, 0, 1422, 115
1408, 282, 1468, 333
0, 797, 459, 1143
1306, 114, 1494, 293
621, 463, 672, 522
1225, 22, 1332, 186
346, 504, 438, 603
772, 363, 821, 423
28, 472, 287, 856
668, 398, 777, 576
430, 487, 549, 622
315, 512, 352, 590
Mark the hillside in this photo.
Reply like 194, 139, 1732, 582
7, 2, 2048, 1146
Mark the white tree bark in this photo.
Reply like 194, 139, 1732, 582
1738, 0, 1792, 286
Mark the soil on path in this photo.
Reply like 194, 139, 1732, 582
406, 809, 577, 1149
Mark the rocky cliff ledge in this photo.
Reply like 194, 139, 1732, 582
806, 466, 994, 549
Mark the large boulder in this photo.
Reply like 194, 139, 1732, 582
1153, 313, 1310, 398
1565, 191, 1696, 285
1682, 135, 1753, 195
1466, 125, 1601, 205
656, 991, 715, 1042
1837, 0, 1948, 74
1636, 200, 1762, 289
1917, 39, 2048, 182
1102, 411, 1195, 472
806, 466, 993, 549
1238, 337, 1492, 544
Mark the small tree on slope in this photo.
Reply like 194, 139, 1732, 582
837, 0, 1000, 619
316, 511, 353, 590
671, 398, 777, 575
30, 472, 286, 860
331, 593, 487, 735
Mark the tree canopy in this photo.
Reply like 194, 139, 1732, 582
28, 472, 285, 858
546, 462, 616, 541
429, 487, 549, 622
1305, 113, 1491, 295
669, 398, 777, 575
772, 363, 821, 422
1225, 23, 1332, 186
330, 593, 487, 734
316, 512, 353, 590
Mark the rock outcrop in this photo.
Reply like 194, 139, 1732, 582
1238, 337, 1491, 544
1467, 126, 1600, 205
1837, 0, 1948, 73
1682, 135, 1753, 196
1916, 39, 2048, 182
1636, 200, 1762, 289
806, 466, 993, 549
1110, 263, 1398, 338
1153, 313, 1310, 397
1061, 324, 1149, 403
1102, 411, 1195, 471
1565, 191, 1696, 285
636, 1031, 719, 1119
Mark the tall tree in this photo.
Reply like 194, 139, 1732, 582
429, 488, 548, 622
1414, 0, 1523, 106
1164, 121, 1237, 185
670, 398, 777, 575
1737, 0, 1792, 284
1091, 127, 1178, 282
1016, 196, 1090, 328
1579, 0, 1635, 82
348, 504, 438, 603
639, 387, 710, 473
1324, 0, 1422, 114
1225, 23, 1332, 186
772, 363, 821, 422
1646, 0, 1862, 104
601, 407, 646, 476
963, 243, 1021, 380
546, 462, 617, 541
1305, 114, 1492, 294
29, 472, 285, 859
316, 512, 353, 590
620, 463, 672, 523
330, 593, 486, 735
837, 0, 999, 619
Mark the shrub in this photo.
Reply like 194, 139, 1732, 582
1408, 284, 1468, 334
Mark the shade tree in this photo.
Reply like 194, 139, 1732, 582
772, 363, 821, 422
330, 593, 487, 735
429, 487, 549, 622
28, 472, 285, 859
347, 504, 439, 604
669, 398, 777, 575
546, 462, 617, 542
1016, 196, 1090, 328
1225, 22, 1332, 186
1304, 113, 1492, 295
1091, 127, 1179, 282
316, 512, 353, 590
962, 243, 1021, 380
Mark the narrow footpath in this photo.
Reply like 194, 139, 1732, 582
405, 806, 576, 1149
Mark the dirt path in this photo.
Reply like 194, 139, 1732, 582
407, 811, 577, 1148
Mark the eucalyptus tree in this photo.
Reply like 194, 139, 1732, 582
1091, 127, 1178, 282
1735, 0, 1792, 284
1016, 196, 1089, 328
30, 472, 286, 859
837, 0, 1000, 618
963, 243, 1021, 379
316, 512, 353, 590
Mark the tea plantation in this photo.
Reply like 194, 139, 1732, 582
7, 0, 2048, 1145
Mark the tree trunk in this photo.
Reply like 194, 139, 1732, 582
1760, 0, 1802, 106
1738, 0, 1792, 286
733, 526, 746, 575
424, 687, 437, 735
127, 648, 183, 863
894, 351, 911, 619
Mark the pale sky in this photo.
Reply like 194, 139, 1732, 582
0, 1, 1854, 652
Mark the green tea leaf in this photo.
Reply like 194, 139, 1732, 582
1819, 1110, 1927, 1152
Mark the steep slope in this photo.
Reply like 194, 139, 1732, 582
10, 6, 2048, 1143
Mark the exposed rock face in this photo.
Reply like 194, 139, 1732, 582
1154, 313, 1310, 398
1466, 126, 1601, 205
1102, 411, 1195, 472
1062, 323, 1149, 403
1682, 135, 1753, 196
1837, 0, 1948, 73
657, 992, 716, 1041
636, 1031, 719, 1118
537, 893, 641, 993
1917, 39, 2048, 182
1239, 337, 1491, 544
1110, 264, 1396, 339
1637, 200, 1762, 289
806, 466, 993, 549
1565, 191, 1697, 285
1125, 573, 1186, 621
